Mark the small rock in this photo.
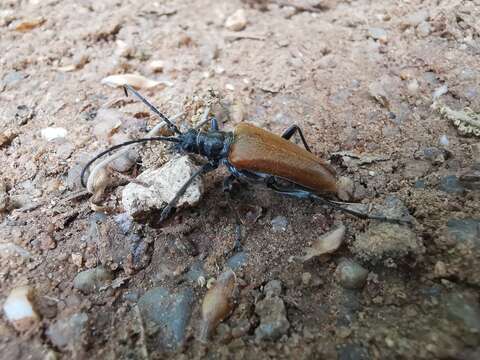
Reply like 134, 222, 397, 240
439, 135, 449, 146
0, 129, 17, 148
337, 176, 354, 201
225, 9, 247, 32
226, 252, 247, 270
434, 261, 447, 278
73, 266, 113, 294
335, 259, 369, 289
0, 243, 31, 258
444, 292, 480, 333
0, 181, 8, 211
148, 60, 165, 73
255, 284, 289, 341
404, 9, 430, 28
418, 147, 448, 165
41, 127, 67, 141
3, 286, 40, 332
439, 175, 464, 194
15, 104, 34, 125
447, 219, 480, 246
138, 287, 194, 350
301, 272, 312, 286
92, 109, 123, 139
416, 21, 431, 37
271, 216, 288, 232
407, 79, 420, 95
459, 164, 480, 190
368, 27, 388, 43
264, 280, 282, 297
71, 253, 83, 267
122, 156, 204, 220
353, 223, 422, 262
433, 84, 448, 100
403, 160, 430, 179
46, 313, 88, 349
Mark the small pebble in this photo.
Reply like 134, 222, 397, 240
46, 313, 88, 349
148, 60, 165, 73
264, 280, 282, 297
368, 27, 388, 43
0, 181, 8, 211
439, 175, 464, 194
271, 216, 288, 232
3, 286, 40, 332
407, 79, 420, 95
439, 134, 449, 146
433, 84, 448, 99
301, 272, 312, 286
255, 284, 289, 341
73, 266, 113, 294
122, 156, 204, 219
335, 259, 369, 289
41, 127, 67, 141
225, 9, 247, 31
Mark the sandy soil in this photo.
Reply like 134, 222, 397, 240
1, 0, 480, 359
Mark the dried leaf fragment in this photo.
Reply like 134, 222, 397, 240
101, 74, 168, 90
199, 270, 237, 342
15, 18, 45, 32
300, 224, 346, 261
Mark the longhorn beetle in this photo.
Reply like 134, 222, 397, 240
81, 86, 407, 247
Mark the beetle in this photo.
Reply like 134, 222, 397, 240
81, 86, 406, 246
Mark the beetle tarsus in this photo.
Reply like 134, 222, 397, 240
281, 124, 312, 152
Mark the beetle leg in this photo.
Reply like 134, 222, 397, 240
159, 161, 218, 222
265, 180, 408, 224
223, 175, 243, 251
281, 124, 312, 152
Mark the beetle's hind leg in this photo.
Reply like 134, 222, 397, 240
281, 124, 311, 152
223, 175, 243, 251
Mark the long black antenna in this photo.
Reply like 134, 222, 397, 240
80, 136, 181, 188
123, 85, 182, 135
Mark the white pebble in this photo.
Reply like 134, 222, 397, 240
122, 155, 204, 218
3, 286, 39, 332
148, 60, 165, 73
439, 134, 449, 146
41, 127, 67, 141
225, 83, 235, 91
433, 84, 448, 99
225, 9, 247, 32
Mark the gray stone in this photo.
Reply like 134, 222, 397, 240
368, 27, 387, 42
255, 296, 289, 341
226, 252, 247, 270
440, 175, 465, 194
337, 343, 370, 360
73, 266, 113, 294
353, 223, 422, 262
271, 216, 288, 232
46, 313, 88, 349
264, 280, 282, 297
447, 219, 480, 246
459, 164, 480, 190
137, 287, 194, 350
185, 261, 206, 283
336, 259, 369, 289
444, 292, 480, 333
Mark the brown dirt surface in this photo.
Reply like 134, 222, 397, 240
1, 0, 480, 359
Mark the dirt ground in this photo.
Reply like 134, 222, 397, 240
1, 0, 480, 359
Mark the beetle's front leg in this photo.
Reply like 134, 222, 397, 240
159, 161, 218, 222
223, 174, 243, 251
